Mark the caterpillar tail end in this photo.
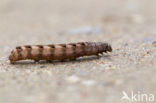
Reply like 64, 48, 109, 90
9, 55, 16, 64
108, 44, 112, 52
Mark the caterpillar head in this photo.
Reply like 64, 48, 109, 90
100, 43, 112, 53
106, 44, 112, 52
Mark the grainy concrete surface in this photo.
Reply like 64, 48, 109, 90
0, 0, 156, 103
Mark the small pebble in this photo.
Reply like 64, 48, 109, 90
82, 80, 96, 86
152, 41, 156, 47
122, 43, 129, 47
40, 65, 46, 68
66, 75, 80, 83
143, 37, 152, 42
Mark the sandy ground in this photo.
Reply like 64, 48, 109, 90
0, 0, 156, 103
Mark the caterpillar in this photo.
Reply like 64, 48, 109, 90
9, 42, 112, 64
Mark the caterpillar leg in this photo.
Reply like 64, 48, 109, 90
70, 57, 77, 61
34, 60, 40, 63
46, 60, 53, 63
97, 53, 103, 56
10, 60, 15, 64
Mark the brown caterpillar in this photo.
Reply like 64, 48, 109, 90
9, 42, 112, 64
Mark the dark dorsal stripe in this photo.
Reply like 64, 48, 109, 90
59, 44, 67, 59
69, 43, 77, 58
24, 45, 32, 59
77, 42, 86, 56
36, 45, 43, 60
59, 44, 66, 48
16, 46, 22, 50
16, 46, 22, 60
47, 45, 55, 60
25, 45, 31, 49
48, 44, 55, 48
94, 43, 99, 53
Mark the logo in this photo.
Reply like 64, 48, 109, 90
121, 91, 154, 102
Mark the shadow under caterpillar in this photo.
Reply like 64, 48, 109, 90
9, 42, 112, 64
